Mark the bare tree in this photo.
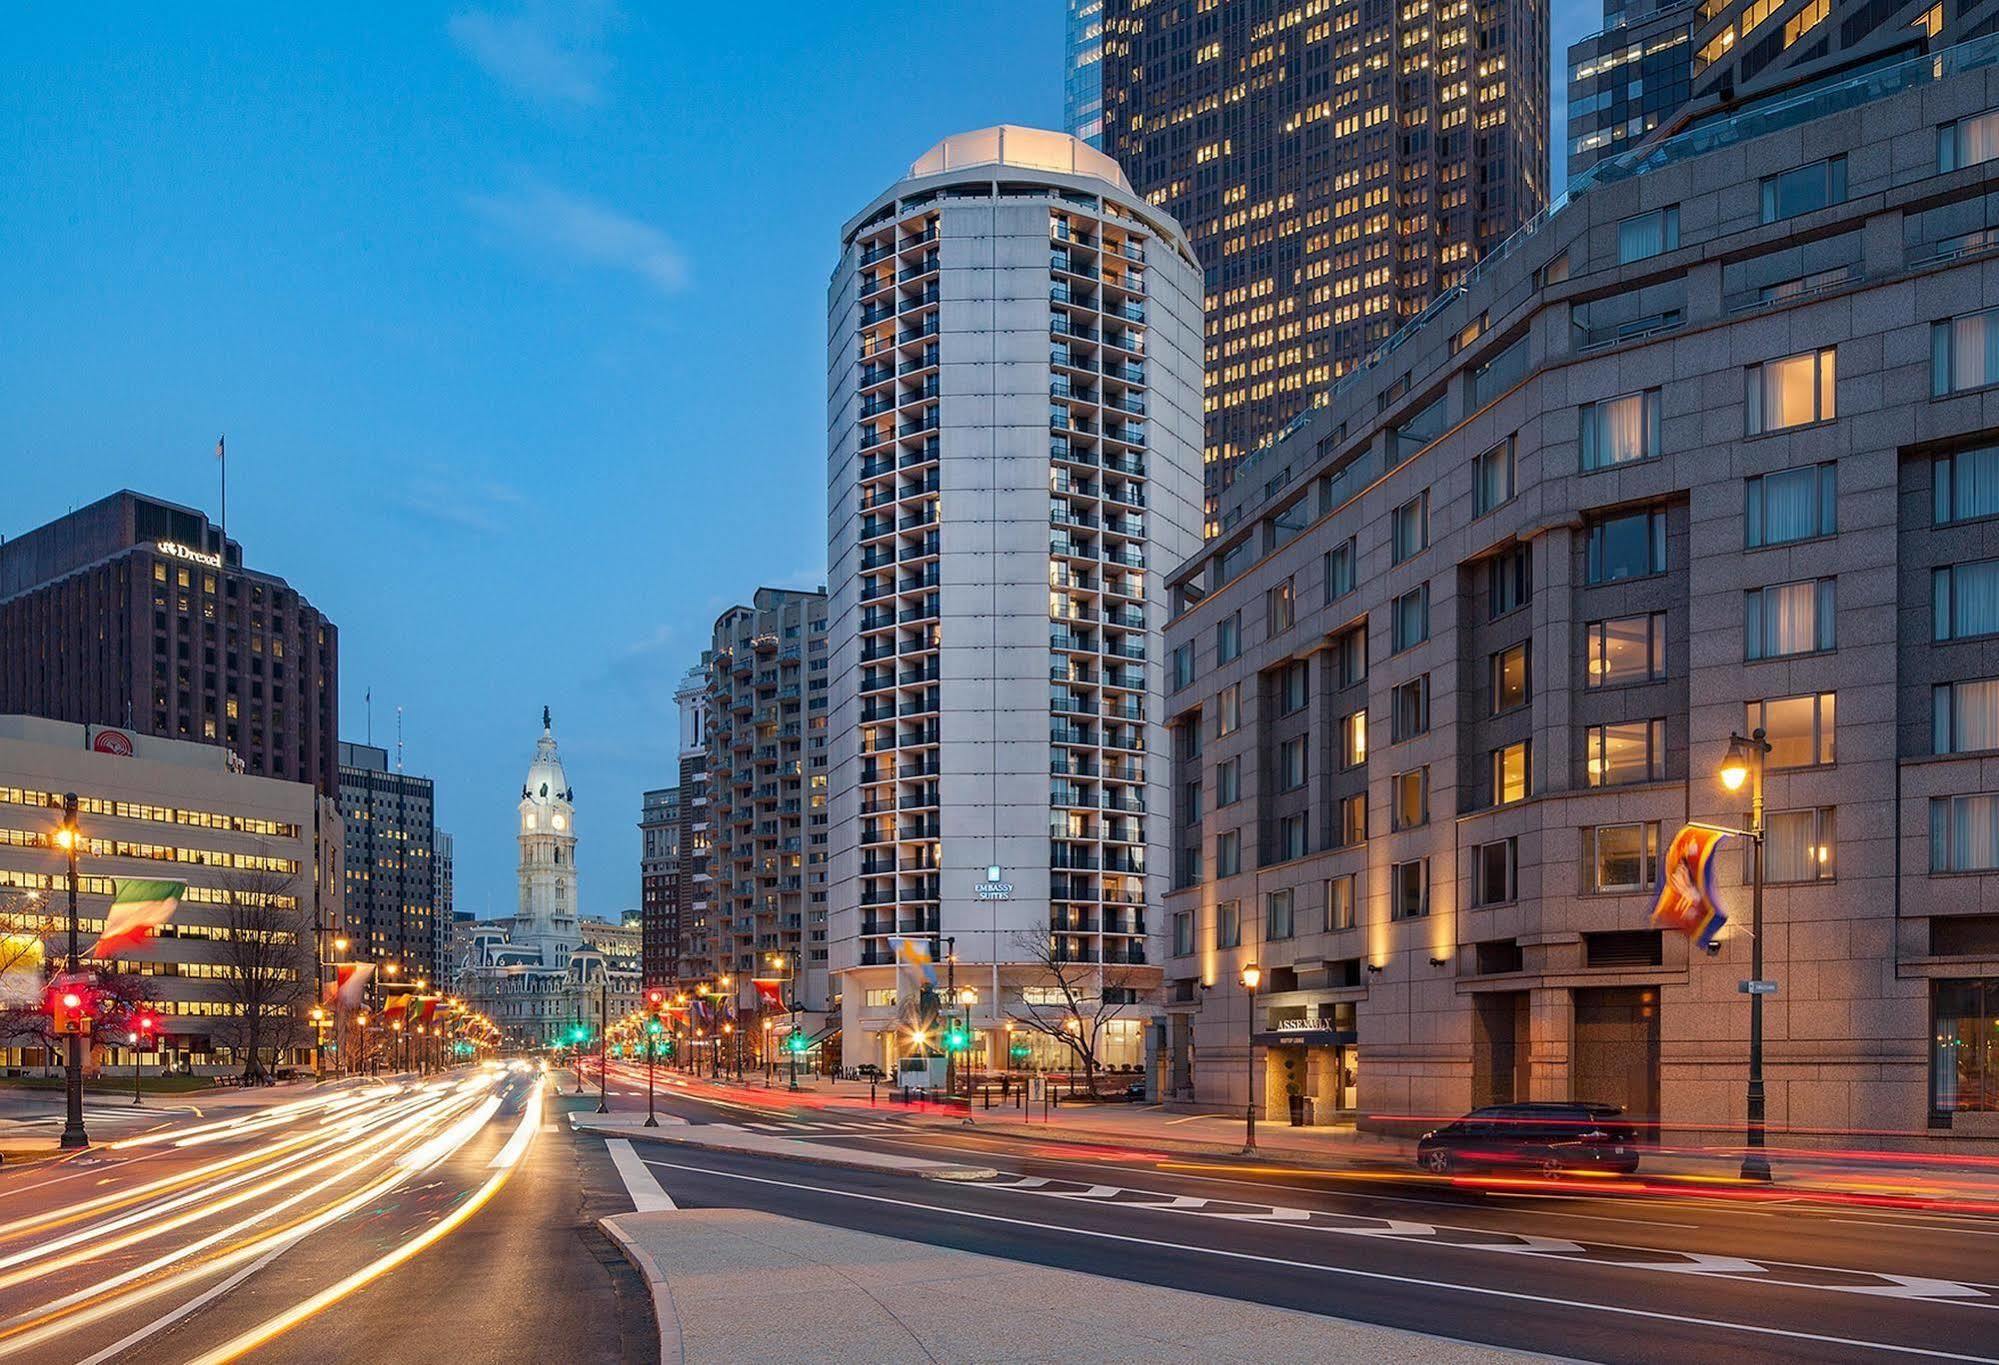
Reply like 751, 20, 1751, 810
209, 866, 313, 1083
1005, 929, 1148, 1095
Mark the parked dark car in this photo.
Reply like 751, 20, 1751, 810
851, 1063, 887, 1081
1415, 1102, 1642, 1176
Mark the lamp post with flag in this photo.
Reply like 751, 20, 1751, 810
1719, 729, 1775, 1183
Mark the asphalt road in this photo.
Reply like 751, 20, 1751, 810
0, 1066, 656, 1365
599, 1066, 1999, 1364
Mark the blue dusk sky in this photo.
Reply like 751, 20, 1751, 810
0, 2, 1596, 928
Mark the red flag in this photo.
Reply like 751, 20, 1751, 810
323, 962, 374, 1009
380, 992, 411, 1021
752, 978, 785, 1010
419, 997, 440, 1025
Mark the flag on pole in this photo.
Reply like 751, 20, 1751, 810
752, 977, 785, 1011
418, 997, 440, 1025
891, 936, 939, 1039
216, 435, 225, 461
1652, 825, 1730, 949
324, 962, 375, 1009
91, 879, 185, 959
380, 991, 412, 1021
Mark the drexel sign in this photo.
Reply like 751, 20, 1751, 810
156, 540, 221, 569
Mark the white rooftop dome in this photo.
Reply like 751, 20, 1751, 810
907, 125, 1131, 194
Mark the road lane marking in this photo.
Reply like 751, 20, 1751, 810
636, 1156, 1999, 1362
607, 1140, 677, 1212
966, 1171, 1991, 1302
811, 1130, 1704, 1230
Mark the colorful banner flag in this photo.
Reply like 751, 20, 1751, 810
891, 936, 940, 1040
752, 977, 786, 1011
91, 879, 185, 959
1652, 825, 1730, 950
380, 991, 412, 1021
324, 962, 375, 1009
418, 997, 440, 1026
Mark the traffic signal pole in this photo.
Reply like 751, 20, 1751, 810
58, 794, 88, 1151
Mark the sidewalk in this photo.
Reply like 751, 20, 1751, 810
601, 1206, 1547, 1364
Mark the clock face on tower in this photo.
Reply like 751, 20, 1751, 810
552, 814, 567, 831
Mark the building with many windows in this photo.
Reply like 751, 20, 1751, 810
1565, 0, 1992, 178
1065, 0, 1107, 148
638, 785, 681, 987
1096, 0, 1551, 525
1160, 42, 1999, 1140
0, 490, 340, 796
0, 714, 339, 1074
337, 741, 439, 984
684, 590, 831, 1041
826, 127, 1205, 1075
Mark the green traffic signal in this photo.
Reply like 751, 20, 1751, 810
644, 1018, 663, 1036
943, 1024, 970, 1052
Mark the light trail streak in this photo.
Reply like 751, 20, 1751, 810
182, 1078, 546, 1365
0, 1076, 511, 1358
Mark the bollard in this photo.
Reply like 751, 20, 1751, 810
870, 1079, 877, 1106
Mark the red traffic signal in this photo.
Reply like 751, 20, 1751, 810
135, 1012, 158, 1036
47, 981, 96, 1036
646, 989, 665, 1009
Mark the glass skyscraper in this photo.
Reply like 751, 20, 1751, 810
1064, 0, 1105, 148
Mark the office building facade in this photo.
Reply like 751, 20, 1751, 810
1097, 0, 1550, 524
337, 741, 438, 984
0, 714, 338, 1073
639, 785, 681, 987
1065, 0, 1107, 148
826, 127, 1205, 1073
0, 490, 339, 795
1566, 0, 1991, 178
1160, 41, 1999, 1140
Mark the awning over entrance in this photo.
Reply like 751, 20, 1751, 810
1252, 1027, 1356, 1047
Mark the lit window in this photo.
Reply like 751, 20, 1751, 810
1752, 692, 1836, 768
1747, 349, 1836, 433
1586, 613, 1666, 688
1391, 858, 1429, 919
1591, 822, 1660, 893
1391, 767, 1428, 830
1585, 719, 1666, 786
1490, 642, 1529, 714
1492, 740, 1530, 805
1765, 807, 1836, 883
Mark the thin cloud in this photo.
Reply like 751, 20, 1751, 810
469, 181, 688, 296
394, 477, 527, 535
449, 2, 615, 106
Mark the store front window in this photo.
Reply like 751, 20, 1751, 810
1934, 979, 1999, 1115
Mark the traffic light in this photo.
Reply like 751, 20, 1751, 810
644, 1017, 663, 1037
47, 980, 95, 1036
646, 989, 665, 1010
134, 1012, 158, 1047
785, 1028, 810, 1055
942, 1022, 971, 1053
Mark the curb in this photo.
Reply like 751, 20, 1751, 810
574, 1117, 998, 1182
599, 1213, 683, 1365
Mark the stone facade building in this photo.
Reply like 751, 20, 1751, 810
1161, 41, 1999, 1141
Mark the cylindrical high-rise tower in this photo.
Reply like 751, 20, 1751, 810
826, 126, 1204, 1075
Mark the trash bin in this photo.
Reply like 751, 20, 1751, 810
1289, 1093, 1311, 1127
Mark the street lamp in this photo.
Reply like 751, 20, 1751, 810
53, 795, 87, 1150
1240, 962, 1262, 1155
1719, 728, 1774, 1183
